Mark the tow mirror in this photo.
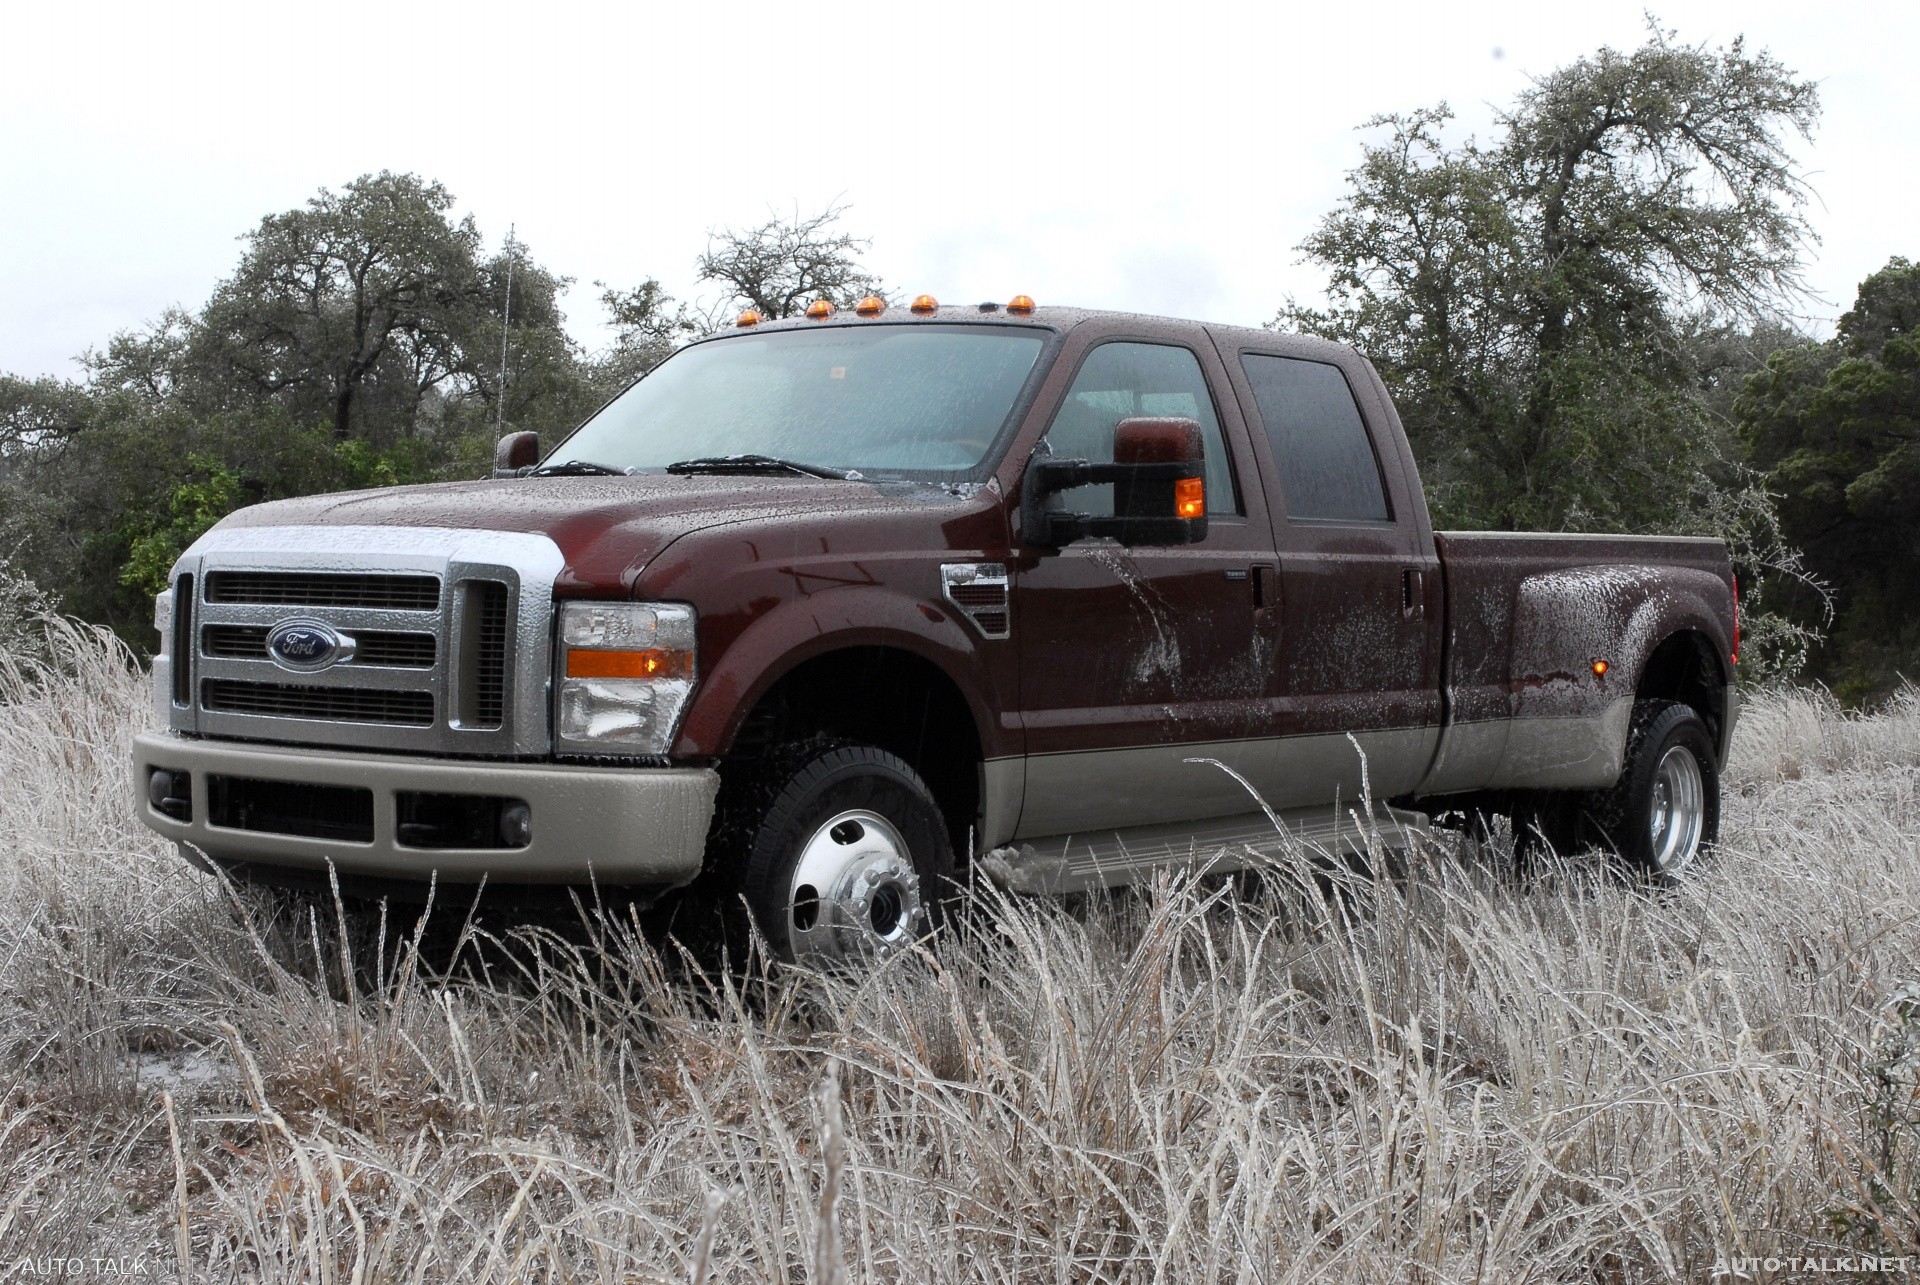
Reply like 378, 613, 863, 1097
1022, 416, 1208, 548
493, 431, 540, 478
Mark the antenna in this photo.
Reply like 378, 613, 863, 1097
496, 223, 516, 434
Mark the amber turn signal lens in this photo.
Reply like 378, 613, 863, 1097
805, 299, 834, 319
1592, 660, 1609, 677
567, 648, 694, 680
1007, 294, 1036, 314
855, 295, 885, 316
910, 293, 938, 314
735, 309, 762, 327
1175, 477, 1205, 519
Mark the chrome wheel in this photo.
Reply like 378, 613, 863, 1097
1648, 743, 1705, 874
787, 808, 925, 964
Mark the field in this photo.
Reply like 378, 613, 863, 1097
3, 618, 1919, 1282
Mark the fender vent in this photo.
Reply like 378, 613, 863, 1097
942, 563, 1011, 639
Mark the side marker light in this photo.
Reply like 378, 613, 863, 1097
1592, 660, 1609, 677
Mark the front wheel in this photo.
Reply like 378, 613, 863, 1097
1588, 699, 1720, 882
717, 739, 955, 966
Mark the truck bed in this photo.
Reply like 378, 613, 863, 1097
1418, 532, 1737, 796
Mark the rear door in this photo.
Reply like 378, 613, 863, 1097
1010, 333, 1282, 837
1214, 340, 1443, 807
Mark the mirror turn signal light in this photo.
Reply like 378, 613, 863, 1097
805, 299, 835, 319
855, 295, 886, 316
910, 294, 939, 314
567, 648, 695, 680
1592, 660, 1609, 677
736, 309, 762, 327
1175, 477, 1205, 519
1007, 294, 1036, 314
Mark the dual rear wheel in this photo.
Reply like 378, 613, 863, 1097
1514, 698, 1720, 882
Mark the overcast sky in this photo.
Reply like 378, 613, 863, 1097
3, 0, 1912, 380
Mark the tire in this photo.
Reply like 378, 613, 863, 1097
1586, 699, 1720, 882
708, 738, 955, 966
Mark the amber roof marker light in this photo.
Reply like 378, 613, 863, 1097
735, 309, 762, 327
855, 295, 886, 316
804, 299, 835, 319
1007, 294, 1036, 314
910, 293, 939, 314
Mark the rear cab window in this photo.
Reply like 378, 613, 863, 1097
1237, 353, 1391, 523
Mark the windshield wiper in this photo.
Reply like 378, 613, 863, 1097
665, 454, 857, 480
530, 459, 632, 477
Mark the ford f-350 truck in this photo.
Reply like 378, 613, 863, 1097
134, 299, 1737, 963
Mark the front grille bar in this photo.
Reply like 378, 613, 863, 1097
202, 624, 437, 668
205, 571, 440, 611
202, 679, 435, 727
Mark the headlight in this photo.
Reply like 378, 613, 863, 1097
555, 602, 697, 755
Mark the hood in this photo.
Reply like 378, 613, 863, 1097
214, 473, 976, 595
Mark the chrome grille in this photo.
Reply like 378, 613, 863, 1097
205, 571, 440, 611
166, 526, 564, 757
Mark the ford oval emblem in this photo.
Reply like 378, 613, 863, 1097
266, 620, 355, 672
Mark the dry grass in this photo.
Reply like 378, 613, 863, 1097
3, 619, 1919, 1280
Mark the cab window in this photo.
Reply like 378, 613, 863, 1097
1239, 353, 1391, 522
1043, 342, 1240, 518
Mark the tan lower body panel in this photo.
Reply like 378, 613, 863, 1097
984, 801, 1430, 895
133, 731, 718, 886
1016, 726, 1440, 838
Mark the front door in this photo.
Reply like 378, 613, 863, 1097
1011, 338, 1281, 838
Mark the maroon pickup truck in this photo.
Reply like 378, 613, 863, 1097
134, 299, 1738, 963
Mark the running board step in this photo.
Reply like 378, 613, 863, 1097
981, 803, 1429, 895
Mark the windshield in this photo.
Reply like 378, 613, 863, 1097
553, 324, 1049, 478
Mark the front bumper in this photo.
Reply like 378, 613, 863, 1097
132, 731, 718, 886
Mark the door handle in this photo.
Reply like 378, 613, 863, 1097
1402, 569, 1425, 619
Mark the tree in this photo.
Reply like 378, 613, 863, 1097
590, 278, 698, 392
1283, 24, 1819, 537
1740, 258, 1920, 699
190, 171, 507, 445
0, 174, 621, 642
696, 206, 883, 320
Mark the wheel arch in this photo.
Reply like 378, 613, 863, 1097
707, 639, 991, 859
1632, 628, 1731, 764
